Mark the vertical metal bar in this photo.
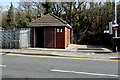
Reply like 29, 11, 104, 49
109, 22, 113, 34
115, 0, 117, 24
115, 30, 118, 37
10, 31, 11, 49
115, 0, 118, 37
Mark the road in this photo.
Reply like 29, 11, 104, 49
1, 53, 119, 79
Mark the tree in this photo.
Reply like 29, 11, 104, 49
15, 10, 29, 28
61, 2, 84, 43
0, 6, 2, 26
42, 2, 53, 14
18, 2, 36, 22
52, 2, 63, 18
77, 2, 113, 45
6, 2, 15, 29
32, 2, 44, 18
2, 11, 8, 28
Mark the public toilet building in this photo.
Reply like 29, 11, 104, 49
28, 13, 71, 49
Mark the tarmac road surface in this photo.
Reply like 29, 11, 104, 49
1, 54, 119, 79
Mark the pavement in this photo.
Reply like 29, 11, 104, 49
0, 44, 120, 60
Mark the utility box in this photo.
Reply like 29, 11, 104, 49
113, 37, 120, 52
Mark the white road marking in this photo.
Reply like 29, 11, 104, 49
0, 65, 6, 67
109, 57, 118, 58
51, 69, 118, 77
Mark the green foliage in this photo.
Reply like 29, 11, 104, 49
42, 2, 53, 14
0, 6, 2, 26
15, 12, 29, 28
52, 2, 62, 18
61, 2, 113, 45
81, 2, 112, 45
2, 11, 8, 28
5, 2, 15, 29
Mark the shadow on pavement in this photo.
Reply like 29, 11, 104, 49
78, 48, 103, 50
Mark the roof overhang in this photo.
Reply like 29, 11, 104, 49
28, 23, 72, 29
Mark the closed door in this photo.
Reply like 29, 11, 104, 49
44, 28, 55, 48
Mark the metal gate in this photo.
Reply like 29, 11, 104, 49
0, 28, 30, 49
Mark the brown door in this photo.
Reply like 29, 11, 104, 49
44, 28, 55, 48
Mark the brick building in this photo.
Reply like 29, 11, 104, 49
28, 13, 71, 49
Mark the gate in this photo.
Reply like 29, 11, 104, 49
0, 28, 30, 49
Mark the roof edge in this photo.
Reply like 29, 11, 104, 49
28, 23, 72, 28
49, 13, 67, 24
49, 13, 72, 28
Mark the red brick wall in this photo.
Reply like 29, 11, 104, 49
56, 27, 70, 49
56, 27, 65, 48
65, 27, 70, 48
